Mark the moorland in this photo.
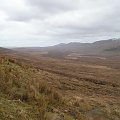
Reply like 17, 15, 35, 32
0, 39, 120, 120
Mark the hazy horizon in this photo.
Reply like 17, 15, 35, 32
1, 0, 120, 47
1, 38, 118, 48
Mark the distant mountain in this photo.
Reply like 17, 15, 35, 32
13, 39, 120, 57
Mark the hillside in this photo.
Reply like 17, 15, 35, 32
0, 53, 120, 120
0, 39, 120, 120
0, 56, 75, 120
13, 39, 120, 58
0, 47, 14, 54
105, 46, 120, 52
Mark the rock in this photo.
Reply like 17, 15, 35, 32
47, 107, 60, 114
64, 110, 68, 113
53, 108, 60, 114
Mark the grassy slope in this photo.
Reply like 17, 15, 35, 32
0, 94, 40, 120
0, 56, 120, 120
0, 57, 74, 120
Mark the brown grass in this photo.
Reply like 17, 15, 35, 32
0, 54, 120, 120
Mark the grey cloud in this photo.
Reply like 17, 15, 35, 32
8, 12, 33, 21
27, 0, 80, 13
0, 0, 120, 47
7, 0, 77, 21
40, 0, 120, 41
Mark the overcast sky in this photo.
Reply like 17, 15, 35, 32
0, 0, 120, 47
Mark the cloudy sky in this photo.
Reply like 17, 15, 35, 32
0, 0, 120, 47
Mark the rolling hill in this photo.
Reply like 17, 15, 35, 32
13, 39, 120, 58
0, 39, 120, 120
0, 47, 14, 54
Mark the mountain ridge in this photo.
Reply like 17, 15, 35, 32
12, 39, 120, 56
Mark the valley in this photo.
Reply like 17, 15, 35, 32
0, 40, 120, 120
